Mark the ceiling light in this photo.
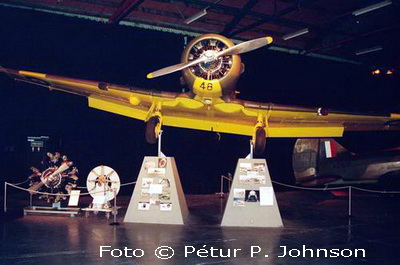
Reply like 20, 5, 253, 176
386, 69, 394, 75
352, 1, 392, 16
184, 8, 208, 25
355, 46, 383, 56
282, 28, 309, 41
372, 69, 381, 75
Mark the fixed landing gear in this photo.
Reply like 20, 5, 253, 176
145, 116, 161, 144
145, 112, 166, 157
253, 127, 266, 156
252, 114, 267, 157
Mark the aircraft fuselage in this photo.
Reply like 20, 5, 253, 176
320, 150, 400, 184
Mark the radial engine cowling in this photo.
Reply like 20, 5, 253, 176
181, 34, 242, 101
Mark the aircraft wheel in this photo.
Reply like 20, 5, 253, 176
145, 116, 160, 144
254, 128, 266, 157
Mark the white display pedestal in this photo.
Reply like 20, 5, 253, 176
124, 156, 188, 225
221, 158, 283, 227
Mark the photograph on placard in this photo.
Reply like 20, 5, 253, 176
253, 163, 266, 172
159, 191, 171, 201
141, 188, 150, 197
233, 188, 246, 206
143, 161, 156, 170
142, 177, 153, 188
158, 158, 167, 168
159, 178, 171, 188
239, 174, 266, 185
138, 201, 150, 211
245, 190, 260, 202
239, 162, 252, 173
160, 202, 172, 211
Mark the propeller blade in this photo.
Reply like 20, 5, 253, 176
49, 163, 70, 177
218, 36, 273, 57
146, 36, 273, 79
147, 56, 207, 79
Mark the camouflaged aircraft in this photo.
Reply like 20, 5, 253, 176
293, 138, 400, 186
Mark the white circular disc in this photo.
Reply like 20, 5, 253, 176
86, 165, 120, 201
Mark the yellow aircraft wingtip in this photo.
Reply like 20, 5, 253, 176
146, 73, 153, 79
266, 36, 273, 44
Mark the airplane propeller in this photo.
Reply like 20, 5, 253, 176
147, 36, 273, 79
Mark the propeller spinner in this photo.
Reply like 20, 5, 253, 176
187, 38, 232, 80
147, 35, 273, 79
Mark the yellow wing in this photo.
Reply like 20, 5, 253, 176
1, 67, 399, 138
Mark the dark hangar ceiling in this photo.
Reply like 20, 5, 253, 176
1, 0, 399, 68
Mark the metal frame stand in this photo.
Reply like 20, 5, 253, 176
158, 130, 166, 158
82, 195, 121, 220
24, 196, 79, 216
109, 188, 120, 226
4, 182, 7, 213
347, 216, 352, 242
24, 206, 80, 217
4, 182, 79, 217
348, 186, 352, 217
216, 173, 233, 198
245, 141, 254, 159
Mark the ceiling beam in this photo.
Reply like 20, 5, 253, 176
221, 0, 259, 35
306, 23, 400, 54
127, 5, 285, 37
278, 0, 331, 13
155, 0, 351, 40
229, 0, 323, 37
166, 0, 313, 29
108, 0, 145, 25
229, 4, 299, 37
114, 2, 285, 37
301, 2, 369, 54
70, 0, 119, 8
301, 18, 347, 54
0, 2, 361, 65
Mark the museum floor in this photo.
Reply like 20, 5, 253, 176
1, 191, 400, 265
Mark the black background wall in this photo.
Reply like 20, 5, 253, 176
0, 7, 399, 194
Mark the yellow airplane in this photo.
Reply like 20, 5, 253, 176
1, 34, 399, 155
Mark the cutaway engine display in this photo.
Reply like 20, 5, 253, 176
188, 38, 233, 80
28, 152, 79, 203
86, 165, 120, 202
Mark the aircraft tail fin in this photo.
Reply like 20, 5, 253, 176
319, 138, 349, 159
292, 138, 350, 184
